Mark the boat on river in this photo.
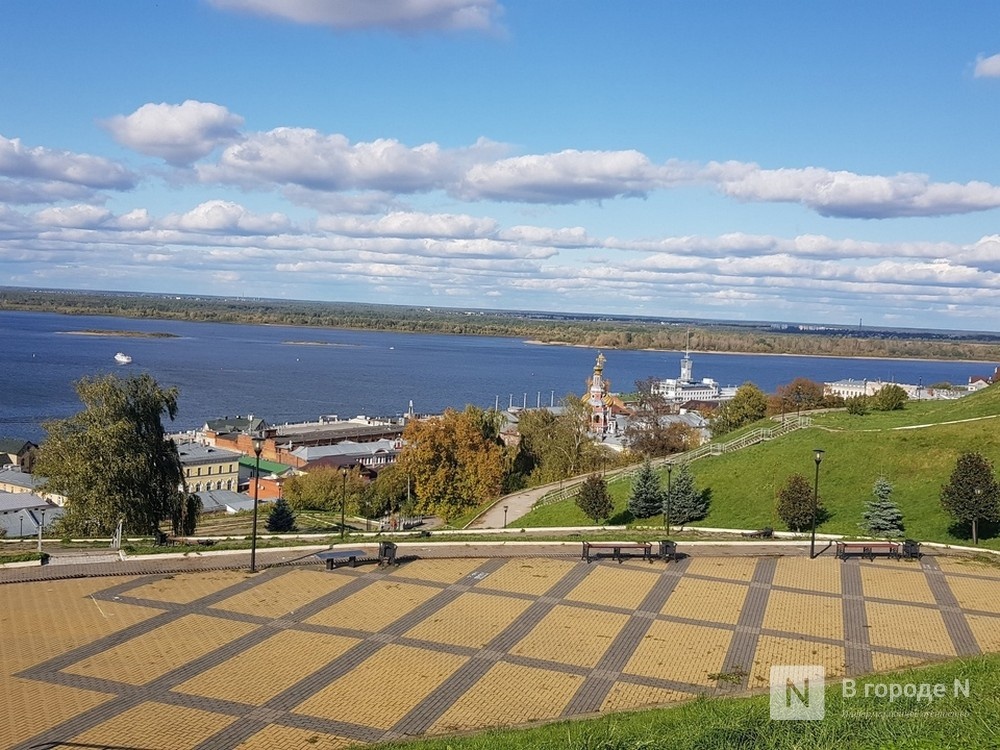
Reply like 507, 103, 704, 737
114, 352, 132, 365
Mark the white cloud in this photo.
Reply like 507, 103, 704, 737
974, 53, 1000, 78
165, 200, 292, 234
206, 0, 503, 33
103, 100, 244, 165
34, 204, 113, 229
317, 211, 498, 239
0, 135, 134, 189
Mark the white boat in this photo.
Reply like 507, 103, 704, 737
114, 352, 132, 365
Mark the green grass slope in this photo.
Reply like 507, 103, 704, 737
519, 385, 1000, 548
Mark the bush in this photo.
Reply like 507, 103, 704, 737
777, 473, 822, 532
576, 474, 613, 523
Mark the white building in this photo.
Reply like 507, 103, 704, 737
652, 350, 737, 403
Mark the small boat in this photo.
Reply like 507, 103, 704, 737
114, 352, 132, 365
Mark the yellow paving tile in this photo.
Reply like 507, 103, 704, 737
72, 701, 235, 749
306, 578, 440, 632
865, 601, 955, 657
126, 569, 249, 604
965, 613, 1000, 651
763, 590, 844, 641
403, 591, 532, 647
211, 568, 353, 618
624, 620, 733, 687
511, 604, 629, 667
479, 558, 576, 596
294, 643, 467, 729
600, 681, 696, 712
685, 556, 759, 582
0, 678, 112, 749
772, 556, 842, 594
234, 724, 355, 749
564, 564, 660, 610
860, 563, 936, 604
934, 556, 1000, 578
64, 613, 258, 685
0, 576, 160, 674
388, 557, 484, 584
661, 577, 747, 625
430, 662, 584, 734
943, 574, 1000, 613
749, 636, 846, 689
871, 650, 934, 673
173, 629, 360, 705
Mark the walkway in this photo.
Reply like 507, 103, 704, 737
3, 545, 999, 748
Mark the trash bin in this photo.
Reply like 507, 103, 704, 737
902, 539, 921, 559
378, 541, 398, 567
658, 540, 677, 561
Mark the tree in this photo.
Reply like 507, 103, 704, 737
576, 474, 613, 523
266, 495, 297, 532
628, 458, 663, 519
623, 377, 695, 458
861, 476, 904, 537
395, 406, 508, 522
711, 382, 768, 436
665, 463, 707, 525
36, 373, 194, 536
872, 384, 908, 411
772, 377, 826, 416
777, 473, 821, 532
284, 467, 365, 512
844, 395, 869, 415
941, 452, 1000, 544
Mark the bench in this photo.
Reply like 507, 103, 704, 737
315, 549, 368, 569
741, 527, 774, 539
836, 541, 901, 560
582, 541, 652, 564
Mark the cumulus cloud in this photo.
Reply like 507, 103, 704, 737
317, 211, 498, 239
103, 101, 244, 165
206, 0, 503, 33
974, 53, 1000, 78
34, 204, 113, 229
0, 135, 135, 190
164, 200, 292, 235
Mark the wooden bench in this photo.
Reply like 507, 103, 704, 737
582, 541, 652, 563
836, 541, 901, 560
316, 549, 368, 569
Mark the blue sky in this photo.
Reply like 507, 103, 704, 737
2, 1, 1000, 331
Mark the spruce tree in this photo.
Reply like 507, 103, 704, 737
628, 459, 664, 520
861, 476, 904, 537
576, 474, 613, 523
665, 463, 707, 525
266, 495, 297, 533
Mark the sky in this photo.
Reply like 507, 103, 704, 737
2, 1, 1000, 331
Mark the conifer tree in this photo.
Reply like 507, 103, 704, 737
665, 463, 707, 525
576, 474, 613, 523
941, 452, 1000, 544
861, 476, 904, 537
628, 458, 664, 520
266, 495, 297, 533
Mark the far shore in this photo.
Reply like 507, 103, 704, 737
522, 339, 998, 366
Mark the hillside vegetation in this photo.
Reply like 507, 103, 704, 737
520, 385, 1000, 548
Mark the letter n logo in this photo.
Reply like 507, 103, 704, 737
770, 665, 825, 720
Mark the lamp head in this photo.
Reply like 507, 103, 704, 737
252, 434, 264, 456
341, 467, 348, 477
814, 448, 825, 465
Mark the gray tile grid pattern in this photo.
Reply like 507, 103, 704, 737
9, 549, 1000, 749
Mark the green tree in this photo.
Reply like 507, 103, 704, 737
861, 476, 904, 537
772, 377, 826, 416
665, 463, 707, 525
627, 458, 664, 519
872, 384, 908, 411
36, 373, 194, 536
844, 395, 870, 415
941, 452, 1000, 544
284, 467, 365, 512
623, 377, 698, 457
266, 495, 297, 532
776, 473, 821, 532
576, 474, 613, 523
711, 382, 768, 436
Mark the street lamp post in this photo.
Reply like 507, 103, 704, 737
664, 463, 673, 533
250, 434, 264, 573
37, 509, 45, 554
810, 449, 825, 559
503, 505, 509, 529
340, 467, 348, 540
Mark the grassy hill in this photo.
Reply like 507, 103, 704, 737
518, 384, 1000, 548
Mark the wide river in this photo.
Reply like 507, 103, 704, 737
1, 310, 995, 443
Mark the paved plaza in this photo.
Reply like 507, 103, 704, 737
4, 547, 1000, 749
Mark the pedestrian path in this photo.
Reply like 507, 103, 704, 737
3, 547, 999, 749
